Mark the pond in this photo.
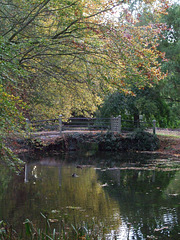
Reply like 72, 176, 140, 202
0, 151, 180, 239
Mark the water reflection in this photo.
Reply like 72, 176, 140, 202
24, 158, 62, 186
0, 153, 180, 239
24, 160, 121, 229
97, 168, 180, 239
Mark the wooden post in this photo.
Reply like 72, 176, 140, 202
110, 116, 114, 132
118, 115, 121, 133
59, 115, 62, 136
26, 118, 30, 136
152, 120, 156, 135
139, 115, 143, 128
24, 163, 29, 183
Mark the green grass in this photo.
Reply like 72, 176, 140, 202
157, 133, 180, 138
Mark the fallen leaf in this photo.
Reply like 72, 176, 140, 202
49, 219, 58, 223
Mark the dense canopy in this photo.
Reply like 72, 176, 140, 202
1, 0, 169, 118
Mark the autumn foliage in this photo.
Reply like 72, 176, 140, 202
0, 0, 171, 130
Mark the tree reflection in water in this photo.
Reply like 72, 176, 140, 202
97, 168, 180, 239
0, 153, 180, 239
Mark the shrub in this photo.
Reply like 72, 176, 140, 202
129, 128, 160, 151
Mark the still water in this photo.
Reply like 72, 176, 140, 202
0, 151, 180, 239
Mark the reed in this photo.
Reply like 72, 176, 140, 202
0, 215, 106, 240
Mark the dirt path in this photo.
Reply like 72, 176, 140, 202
155, 128, 180, 137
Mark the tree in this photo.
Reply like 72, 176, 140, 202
158, 3, 180, 127
0, 0, 169, 119
97, 87, 171, 127
0, 84, 25, 172
0, 35, 25, 171
0, 0, 171, 168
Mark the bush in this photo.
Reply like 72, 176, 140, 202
98, 130, 160, 152
129, 128, 160, 151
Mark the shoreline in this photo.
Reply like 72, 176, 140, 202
155, 135, 180, 158
10, 131, 179, 159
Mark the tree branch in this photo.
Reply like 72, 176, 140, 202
9, 0, 51, 41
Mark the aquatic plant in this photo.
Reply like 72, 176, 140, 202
0, 214, 107, 240
0, 220, 18, 240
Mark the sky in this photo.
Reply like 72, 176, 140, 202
105, 0, 179, 23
